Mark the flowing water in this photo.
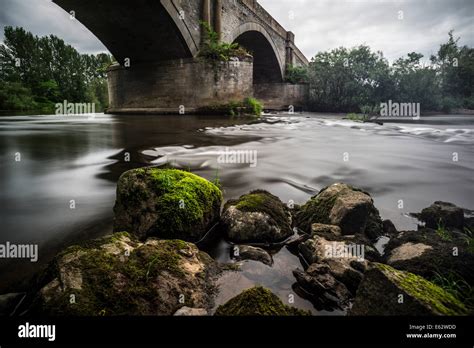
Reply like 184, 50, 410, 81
1, 113, 473, 314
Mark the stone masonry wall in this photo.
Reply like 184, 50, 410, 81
107, 58, 253, 114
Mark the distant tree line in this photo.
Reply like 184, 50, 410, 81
0, 26, 113, 113
287, 31, 474, 113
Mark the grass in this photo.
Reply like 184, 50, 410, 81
463, 227, 474, 254
431, 271, 474, 312
435, 219, 452, 241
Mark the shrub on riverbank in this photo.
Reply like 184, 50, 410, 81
201, 97, 263, 117
307, 31, 473, 113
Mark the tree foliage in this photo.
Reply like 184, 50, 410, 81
0, 26, 113, 112
307, 32, 474, 113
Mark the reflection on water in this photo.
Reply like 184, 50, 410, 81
0, 113, 473, 313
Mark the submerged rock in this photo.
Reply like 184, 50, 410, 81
28, 232, 219, 316
293, 265, 352, 310
350, 263, 468, 316
0, 292, 25, 316
295, 183, 383, 239
113, 168, 222, 242
233, 245, 273, 266
417, 201, 465, 230
215, 286, 310, 316
384, 228, 474, 284
221, 190, 293, 243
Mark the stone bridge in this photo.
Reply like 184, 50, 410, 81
53, 0, 309, 113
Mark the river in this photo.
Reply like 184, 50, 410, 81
0, 112, 473, 314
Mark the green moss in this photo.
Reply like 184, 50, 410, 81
37, 234, 200, 316
226, 190, 290, 231
375, 263, 468, 315
215, 287, 310, 316
129, 168, 222, 240
295, 193, 338, 233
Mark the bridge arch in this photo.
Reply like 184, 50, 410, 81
54, 0, 197, 64
160, 0, 199, 57
229, 22, 284, 83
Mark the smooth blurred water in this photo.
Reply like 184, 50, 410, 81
0, 113, 473, 313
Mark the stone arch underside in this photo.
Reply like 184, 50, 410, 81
53, 0, 197, 64
229, 22, 284, 84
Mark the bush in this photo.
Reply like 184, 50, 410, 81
463, 96, 474, 110
203, 98, 263, 117
285, 65, 309, 84
440, 96, 462, 113
0, 82, 36, 110
244, 97, 263, 116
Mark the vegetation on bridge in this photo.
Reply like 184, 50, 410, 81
198, 22, 250, 62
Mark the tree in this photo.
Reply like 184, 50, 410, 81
0, 26, 114, 112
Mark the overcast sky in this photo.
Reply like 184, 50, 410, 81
0, 0, 472, 62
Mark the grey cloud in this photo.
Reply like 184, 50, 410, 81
260, 0, 474, 61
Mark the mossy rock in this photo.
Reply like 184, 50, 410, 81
27, 233, 219, 316
113, 168, 222, 242
350, 263, 468, 316
215, 287, 310, 316
384, 228, 474, 285
417, 201, 465, 230
221, 190, 293, 243
295, 183, 383, 240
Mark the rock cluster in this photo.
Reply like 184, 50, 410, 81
14, 169, 472, 316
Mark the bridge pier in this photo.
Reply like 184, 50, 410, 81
106, 58, 254, 115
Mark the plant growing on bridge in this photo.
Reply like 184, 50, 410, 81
199, 22, 250, 62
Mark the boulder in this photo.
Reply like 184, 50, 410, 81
214, 286, 310, 316
297, 235, 366, 296
295, 183, 383, 239
28, 232, 219, 316
311, 223, 342, 237
299, 235, 367, 266
293, 264, 352, 310
233, 245, 273, 266
173, 307, 208, 316
382, 219, 398, 235
350, 263, 468, 316
417, 202, 464, 230
113, 168, 222, 242
384, 228, 474, 284
221, 190, 293, 243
